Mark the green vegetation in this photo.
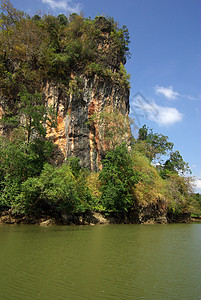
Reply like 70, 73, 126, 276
135, 124, 174, 162
99, 144, 139, 212
0, 121, 196, 219
188, 193, 201, 217
133, 125, 194, 217
0, 1, 197, 221
131, 151, 165, 206
0, 0, 130, 106
16, 163, 86, 215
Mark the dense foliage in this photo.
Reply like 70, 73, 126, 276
0, 124, 197, 218
99, 144, 139, 212
134, 126, 197, 216
0, 0, 130, 109
0, 1, 198, 220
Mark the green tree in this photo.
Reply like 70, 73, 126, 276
0, 0, 25, 26
136, 125, 174, 162
68, 157, 81, 178
0, 133, 26, 208
188, 193, 201, 217
0, 88, 56, 210
19, 90, 46, 146
164, 173, 192, 217
99, 143, 139, 212
16, 164, 79, 215
0, 131, 54, 209
160, 151, 191, 178
19, 89, 56, 144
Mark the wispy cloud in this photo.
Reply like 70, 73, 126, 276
155, 85, 179, 100
155, 85, 201, 101
134, 96, 183, 126
182, 94, 201, 101
41, 0, 82, 13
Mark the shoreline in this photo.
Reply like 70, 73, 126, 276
0, 210, 196, 226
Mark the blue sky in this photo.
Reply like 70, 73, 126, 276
7, 0, 201, 191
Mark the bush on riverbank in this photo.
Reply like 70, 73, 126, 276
0, 137, 195, 222
0, 124, 196, 220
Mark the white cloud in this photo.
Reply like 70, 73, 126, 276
155, 85, 179, 100
41, 0, 82, 13
134, 98, 183, 126
154, 85, 201, 101
194, 178, 201, 191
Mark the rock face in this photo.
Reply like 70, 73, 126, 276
45, 75, 130, 171
137, 202, 168, 224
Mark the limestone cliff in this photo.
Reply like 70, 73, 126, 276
45, 74, 130, 171
0, 14, 131, 170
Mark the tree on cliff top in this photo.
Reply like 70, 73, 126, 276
161, 151, 191, 176
0, 0, 131, 85
135, 125, 174, 162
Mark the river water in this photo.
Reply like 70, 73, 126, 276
0, 223, 200, 300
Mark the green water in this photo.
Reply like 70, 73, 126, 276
0, 224, 200, 300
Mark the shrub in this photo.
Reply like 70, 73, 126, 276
16, 164, 80, 215
85, 172, 103, 211
131, 150, 166, 206
164, 173, 192, 216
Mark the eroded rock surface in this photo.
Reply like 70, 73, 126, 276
45, 75, 130, 170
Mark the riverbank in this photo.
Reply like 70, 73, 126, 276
0, 209, 193, 226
